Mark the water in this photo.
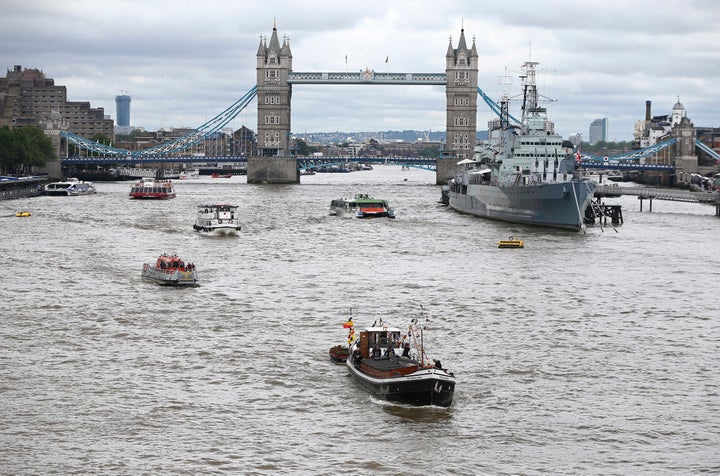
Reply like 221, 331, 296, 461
1, 167, 719, 475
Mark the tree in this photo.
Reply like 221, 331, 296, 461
295, 137, 310, 156
0, 126, 55, 175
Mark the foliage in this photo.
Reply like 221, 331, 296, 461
0, 126, 55, 175
294, 137, 310, 156
580, 140, 635, 154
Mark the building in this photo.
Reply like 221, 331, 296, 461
568, 133, 582, 147
588, 118, 608, 144
115, 94, 131, 134
445, 28, 479, 161
0, 65, 113, 139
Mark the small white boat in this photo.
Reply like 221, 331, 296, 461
141, 253, 198, 286
193, 204, 241, 235
45, 178, 96, 196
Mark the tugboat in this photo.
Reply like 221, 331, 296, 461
193, 204, 242, 235
329, 194, 396, 218
346, 308, 455, 407
141, 253, 198, 286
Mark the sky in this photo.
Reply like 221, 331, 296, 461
2, 0, 718, 142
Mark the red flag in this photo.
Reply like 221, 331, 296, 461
575, 151, 581, 163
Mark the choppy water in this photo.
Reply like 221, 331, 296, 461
1, 167, 719, 475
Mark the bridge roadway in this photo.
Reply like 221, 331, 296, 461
61, 155, 677, 172
595, 184, 720, 204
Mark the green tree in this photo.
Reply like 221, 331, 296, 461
295, 137, 310, 156
0, 126, 54, 174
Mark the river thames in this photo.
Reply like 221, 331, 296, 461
1, 166, 718, 475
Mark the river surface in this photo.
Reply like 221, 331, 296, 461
1, 167, 718, 475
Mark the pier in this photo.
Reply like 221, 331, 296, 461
595, 184, 720, 215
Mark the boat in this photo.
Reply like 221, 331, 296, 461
15, 211, 31, 217
44, 178, 96, 196
193, 204, 242, 235
141, 253, 198, 286
211, 173, 232, 178
129, 177, 176, 199
498, 236, 524, 248
329, 194, 396, 218
345, 309, 456, 407
329, 317, 356, 363
447, 61, 596, 231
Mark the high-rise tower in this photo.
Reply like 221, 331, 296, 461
445, 28, 479, 160
115, 94, 131, 127
256, 21, 293, 157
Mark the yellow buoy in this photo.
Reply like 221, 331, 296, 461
498, 237, 523, 248
15, 211, 31, 217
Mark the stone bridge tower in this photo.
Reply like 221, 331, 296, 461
256, 21, 292, 157
445, 28, 479, 160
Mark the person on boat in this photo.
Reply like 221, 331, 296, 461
402, 342, 411, 358
434, 359, 443, 370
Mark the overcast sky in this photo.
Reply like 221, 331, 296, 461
3, 0, 718, 141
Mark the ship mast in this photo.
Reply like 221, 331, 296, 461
520, 61, 540, 125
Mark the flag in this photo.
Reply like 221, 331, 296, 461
343, 318, 353, 328
575, 150, 581, 163
385, 55, 388, 63
345, 54, 347, 64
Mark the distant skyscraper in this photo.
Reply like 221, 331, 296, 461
115, 95, 131, 127
589, 118, 608, 144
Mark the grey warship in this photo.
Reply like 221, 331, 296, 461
448, 61, 596, 231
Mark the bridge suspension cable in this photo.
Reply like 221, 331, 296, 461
695, 139, 720, 162
578, 137, 677, 163
61, 85, 258, 157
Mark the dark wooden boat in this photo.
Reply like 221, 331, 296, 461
346, 312, 455, 407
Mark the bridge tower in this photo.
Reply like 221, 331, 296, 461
445, 28, 479, 160
256, 21, 293, 157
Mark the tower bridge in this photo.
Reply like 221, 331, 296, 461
58, 22, 717, 185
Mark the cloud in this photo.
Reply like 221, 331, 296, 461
2, 0, 718, 140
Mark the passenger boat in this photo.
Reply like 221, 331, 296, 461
193, 204, 242, 235
44, 178, 96, 196
211, 173, 232, 178
129, 177, 176, 199
447, 61, 596, 231
141, 253, 198, 286
329, 194, 396, 218
346, 309, 455, 407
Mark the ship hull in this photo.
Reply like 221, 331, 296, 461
347, 359, 455, 407
449, 181, 596, 231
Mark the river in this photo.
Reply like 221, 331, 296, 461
1, 167, 718, 475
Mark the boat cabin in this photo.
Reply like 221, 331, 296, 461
358, 326, 403, 358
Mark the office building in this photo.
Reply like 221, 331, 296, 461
589, 118, 608, 144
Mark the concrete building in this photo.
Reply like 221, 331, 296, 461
589, 117, 608, 144
0, 65, 113, 139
